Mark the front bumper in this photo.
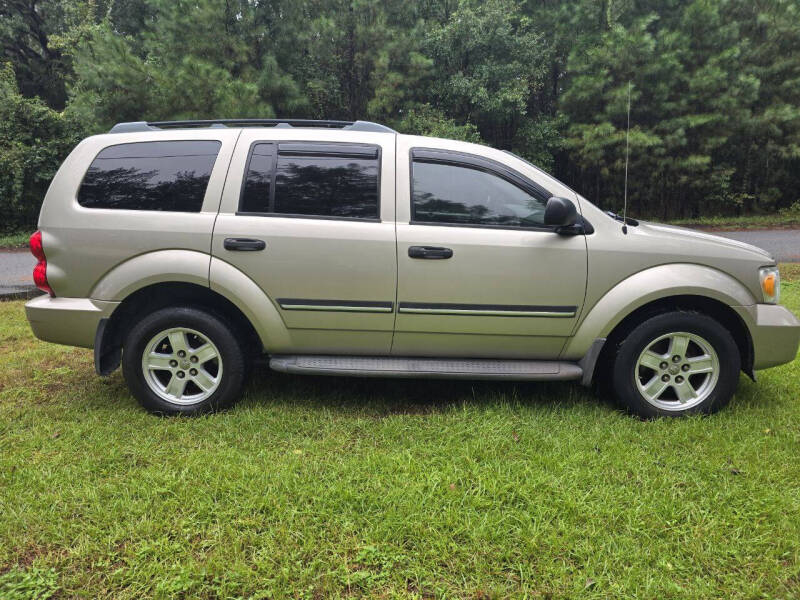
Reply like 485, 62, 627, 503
25, 295, 119, 349
735, 303, 800, 370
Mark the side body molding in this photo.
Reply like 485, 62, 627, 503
562, 263, 758, 360
91, 249, 211, 301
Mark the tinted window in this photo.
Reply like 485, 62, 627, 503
239, 143, 275, 213
412, 161, 547, 228
78, 141, 221, 212
238, 142, 380, 219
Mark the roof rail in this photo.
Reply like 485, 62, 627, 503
108, 118, 396, 134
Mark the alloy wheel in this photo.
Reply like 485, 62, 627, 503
141, 327, 223, 405
634, 331, 719, 411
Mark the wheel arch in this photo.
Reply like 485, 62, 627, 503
90, 251, 294, 375
566, 264, 757, 385
95, 281, 266, 376
600, 295, 753, 383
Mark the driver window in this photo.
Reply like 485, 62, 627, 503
411, 160, 547, 228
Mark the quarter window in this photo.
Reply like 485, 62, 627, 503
78, 141, 221, 212
240, 143, 275, 214
412, 160, 547, 228
238, 142, 380, 220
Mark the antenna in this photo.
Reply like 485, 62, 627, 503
622, 81, 631, 235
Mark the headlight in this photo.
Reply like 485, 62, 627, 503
759, 266, 780, 304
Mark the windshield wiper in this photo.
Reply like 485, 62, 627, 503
606, 211, 639, 226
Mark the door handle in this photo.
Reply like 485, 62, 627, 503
408, 246, 453, 259
223, 238, 266, 251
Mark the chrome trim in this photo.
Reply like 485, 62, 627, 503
398, 307, 576, 317
279, 303, 393, 313
276, 298, 394, 313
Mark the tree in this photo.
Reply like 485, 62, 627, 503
3, 0, 800, 232
0, 62, 84, 230
424, 0, 551, 151
559, 1, 765, 219
0, 0, 99, 109
68, 0, 307, 128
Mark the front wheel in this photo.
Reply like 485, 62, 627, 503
122, 306, 248, 415
609, 311, 741, 418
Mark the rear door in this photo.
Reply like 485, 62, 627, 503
392, 136, 588, 358
211, 129, 397, 354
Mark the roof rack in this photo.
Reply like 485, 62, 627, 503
109, 118, 396, 134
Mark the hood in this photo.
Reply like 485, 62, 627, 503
637, 221, 774, 261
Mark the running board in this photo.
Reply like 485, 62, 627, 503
269, 355, 583, 381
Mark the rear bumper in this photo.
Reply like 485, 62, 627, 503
736, 303, 800, 370
25, 295, 119, 348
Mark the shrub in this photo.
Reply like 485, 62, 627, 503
0, 63, 85, 233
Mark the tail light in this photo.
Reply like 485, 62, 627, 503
30, 231, 54, 296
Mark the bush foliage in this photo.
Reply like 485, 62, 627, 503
0, 64, 83, 232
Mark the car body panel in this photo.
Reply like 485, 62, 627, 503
90, 249, 211, 301
36, 129, 239, 299
392, 134, 588, 356
733, 303, 800, 369
577, 196, 772, 308
23, 125, 800, 380
210, 128, 397, 354
563, 263, 758, 359
25, 295, 118, 348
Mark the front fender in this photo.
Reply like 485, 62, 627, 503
563, 263, 757, 359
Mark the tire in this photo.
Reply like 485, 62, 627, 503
122, 306, 248, 415
608, 311, 740, 418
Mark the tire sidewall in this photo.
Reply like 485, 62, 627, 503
122, 306, 246, 415
612, 312, 741, 418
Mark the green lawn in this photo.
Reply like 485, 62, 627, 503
0, 232, 30, 250
1, 268, 799, 599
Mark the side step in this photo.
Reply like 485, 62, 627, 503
269, 355, 583, 381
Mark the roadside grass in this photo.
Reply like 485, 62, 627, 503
0, 269, 798, 599
0, 232, 30, 250
663, 214, 800, 230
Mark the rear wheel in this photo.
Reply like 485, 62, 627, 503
122, 306, 248, 415
609, 311, 740, 418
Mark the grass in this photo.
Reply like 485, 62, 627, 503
663, 214, 800, 230
0, 232, 30, 250
0, 269, 799, 599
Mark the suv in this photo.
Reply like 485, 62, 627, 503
25, 118, 800, 417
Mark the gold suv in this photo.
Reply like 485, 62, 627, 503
25, 119, 800, 417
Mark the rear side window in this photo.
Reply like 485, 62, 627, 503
78, 141, 221, 212
239, 142, 380, 220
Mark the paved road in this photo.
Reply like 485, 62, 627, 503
1, 228, 798, 298
711, 229, 800, 263
0, 250, 37, 297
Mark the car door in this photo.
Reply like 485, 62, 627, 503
392, 136, 588, 358
211, 129, 397, 354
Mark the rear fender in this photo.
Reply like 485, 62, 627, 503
209, 257, 291, 351
90, 249, 210, 301
90, 250, 290, 352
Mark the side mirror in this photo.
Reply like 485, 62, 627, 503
544, 196, 579, 227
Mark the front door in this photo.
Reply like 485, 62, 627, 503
212, 130, 397, 354
392, 143, 588, 358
